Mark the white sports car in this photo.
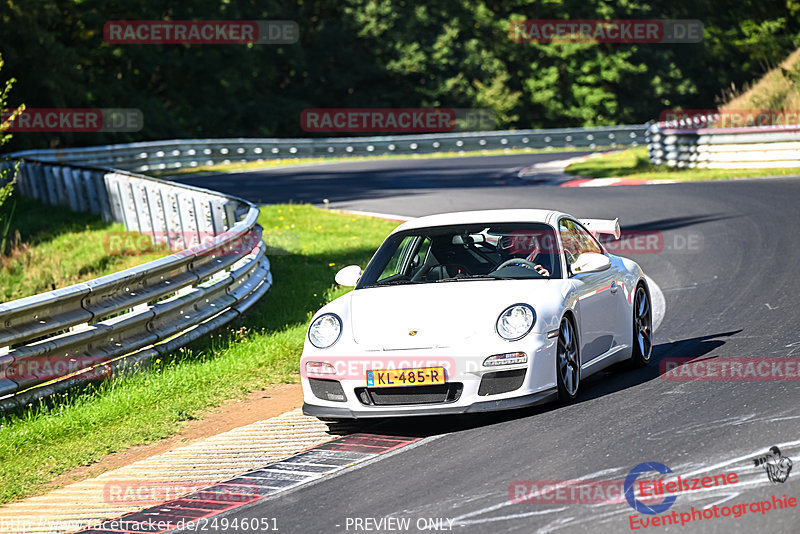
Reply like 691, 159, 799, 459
301, 209, 653, 419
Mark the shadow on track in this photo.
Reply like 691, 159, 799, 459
623, 214, 734, 232
173, 153, 591, 204
326, 330, 742, 439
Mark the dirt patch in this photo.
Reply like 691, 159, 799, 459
40, 382, 303, 494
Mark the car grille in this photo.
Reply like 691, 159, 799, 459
478, 369, 526, 396
355, 383, 463, 406
309, 378, 347, 402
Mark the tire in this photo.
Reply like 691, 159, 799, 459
556, 315, 580, 401
629, 284, 653, 367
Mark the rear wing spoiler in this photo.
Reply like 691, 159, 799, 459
580, 218, 621, 240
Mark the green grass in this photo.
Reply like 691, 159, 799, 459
0, 204, 398, 505
0, 197, 168, 302
565, 147, 800, 182
152, 145, 604, 178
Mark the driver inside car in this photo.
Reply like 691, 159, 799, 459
496, 233, 551, 277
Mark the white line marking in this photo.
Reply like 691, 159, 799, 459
454, 506, 570, 526
450, 467, 628, 526
334, 209, 413, 221
679, 439, 800, 480
703, 492, 740, 509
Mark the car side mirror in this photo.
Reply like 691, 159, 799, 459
571, 252, 611, 275
335, 265, 362, 286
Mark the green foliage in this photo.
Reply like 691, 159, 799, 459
0, 52, 24, 255
0, 197, 169, 302
0, 204, 397, 504
0, 1, 798, 150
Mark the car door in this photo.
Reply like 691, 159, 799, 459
559, 219, 619, 363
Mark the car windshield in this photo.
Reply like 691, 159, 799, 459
357, 223, 562, 288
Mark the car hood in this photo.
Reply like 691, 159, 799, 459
348, 280, 564, 349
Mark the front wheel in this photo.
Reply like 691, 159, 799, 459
629, 284, 653, 367
556, 316, 580, 401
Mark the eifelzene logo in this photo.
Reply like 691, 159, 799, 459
753, 446, 793, 484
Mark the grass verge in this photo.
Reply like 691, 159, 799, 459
721, 48, 800, 112
151, 145, 605, 178
0, 197, 168, 302
565, 147, 800, 182
0, 204, 398, 505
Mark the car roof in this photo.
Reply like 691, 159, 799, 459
392, 209, 569, 233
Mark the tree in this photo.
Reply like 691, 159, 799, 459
0, 52, 23, 255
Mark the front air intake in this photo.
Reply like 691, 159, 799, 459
309, 378, 347, 402
478, 369, 526, 396
355, 383, 463, 406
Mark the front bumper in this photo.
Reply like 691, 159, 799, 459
302, 388, 558, 419
300, 331, 558, 419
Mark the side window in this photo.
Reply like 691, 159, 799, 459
559, 220, 581, 266
412, 238, 431, 272
574, 223, 602, 255
378, 236, 415, 281
377, 236, 430, 281
559, 219, 602, 269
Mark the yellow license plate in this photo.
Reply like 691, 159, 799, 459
366, 367, 446, 388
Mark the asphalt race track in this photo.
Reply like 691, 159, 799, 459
172, 152, 591, 205
177, 153, 800, 533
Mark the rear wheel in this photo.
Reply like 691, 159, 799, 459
630, 284, 653, 367
556, 316, 580, 401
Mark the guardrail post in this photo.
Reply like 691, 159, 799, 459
61, 166, 80, 210
30, 163, 46, 203
45, 165, 61, 205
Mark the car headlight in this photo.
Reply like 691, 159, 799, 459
496, 304, 535, 341
308, 313, 342, 349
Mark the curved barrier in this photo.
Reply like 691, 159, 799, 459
647, 120, 800, 169
0, 159, 271, 410
0, 124, 646, 409
10, 125, 646, 172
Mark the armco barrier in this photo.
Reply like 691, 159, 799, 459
0, 124, 645, 408
10, 125, 646, 172
0, 159, 271, 410
647, 119, 800, 169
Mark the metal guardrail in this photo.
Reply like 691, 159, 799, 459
10, 125, 646, 172
0, 159, 271, 410
647, 119, 800, 169
0, 124, 646, 408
